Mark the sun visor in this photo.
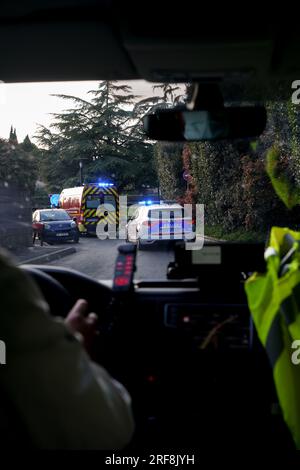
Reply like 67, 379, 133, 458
0, 21, 136, 82
122, 38, 274, 83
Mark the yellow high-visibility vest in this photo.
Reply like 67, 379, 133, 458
245, 226, 300, 449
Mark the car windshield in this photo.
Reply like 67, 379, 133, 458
40, 211, 71, 222
1, 79, 299, 280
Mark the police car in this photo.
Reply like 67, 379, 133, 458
126, 201, 195, 249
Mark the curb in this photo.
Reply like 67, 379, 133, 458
204, 236, 227, 243
18, 246, 76, 265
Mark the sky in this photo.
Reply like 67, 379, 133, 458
0, 80, 170, 143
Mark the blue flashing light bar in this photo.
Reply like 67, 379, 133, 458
138, 200, 153, 205
89, 182, 114, 187
87, 181, 114, 187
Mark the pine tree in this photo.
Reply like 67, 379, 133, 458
36, 81, 160, 192
9, 126, 18, 145
22, 134, 35, 152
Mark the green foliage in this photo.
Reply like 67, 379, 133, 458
152, 84, 185, 104
0, 138, 38, 195
9, 126, 18, 144
31, 187, 49, 209
188, 140, 248, 231
266, 145, 300, 209
250, 140, 258, 152
204, 225, 265, 243
239, 153, 296, 231
150, 83, 187, 202
154, 142, 185, 200
36, 81, 159, 193
21, 134, 36, 152
186, 103, 300, 241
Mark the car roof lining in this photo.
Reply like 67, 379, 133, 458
0, 1, 299, 90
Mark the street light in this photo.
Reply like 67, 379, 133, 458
79, 160, 83, 185
79, 159, 91, 185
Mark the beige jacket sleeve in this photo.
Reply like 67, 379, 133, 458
0, 250, 134, 449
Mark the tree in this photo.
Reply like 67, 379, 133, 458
21, 134, 35, 152
36, 81, 159, 193
184, 99, 300, 240
9, 126, 18, 145
0, 138, 38, 195
148, 83, 187, 200
154, 142, 185, 200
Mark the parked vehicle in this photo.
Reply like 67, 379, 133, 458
32, 209, 79, 245
59, 183, 119, 235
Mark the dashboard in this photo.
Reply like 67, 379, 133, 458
20, 242, 294, 449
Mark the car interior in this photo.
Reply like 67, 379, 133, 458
1, 0, 299, 450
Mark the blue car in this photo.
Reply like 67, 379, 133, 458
32, 209, 79, 245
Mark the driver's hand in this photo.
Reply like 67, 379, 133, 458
65, 299, 98, 356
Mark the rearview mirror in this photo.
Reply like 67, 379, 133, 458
143, 107, 267, 141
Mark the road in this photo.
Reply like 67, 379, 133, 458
48, 237, 174, 280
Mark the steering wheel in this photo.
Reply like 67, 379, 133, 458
20, 265, 120, 368
20, 265, 74, 318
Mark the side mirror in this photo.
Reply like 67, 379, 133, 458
73, 217, 77, 222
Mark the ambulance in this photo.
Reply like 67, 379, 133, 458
59, 182, 119, 234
